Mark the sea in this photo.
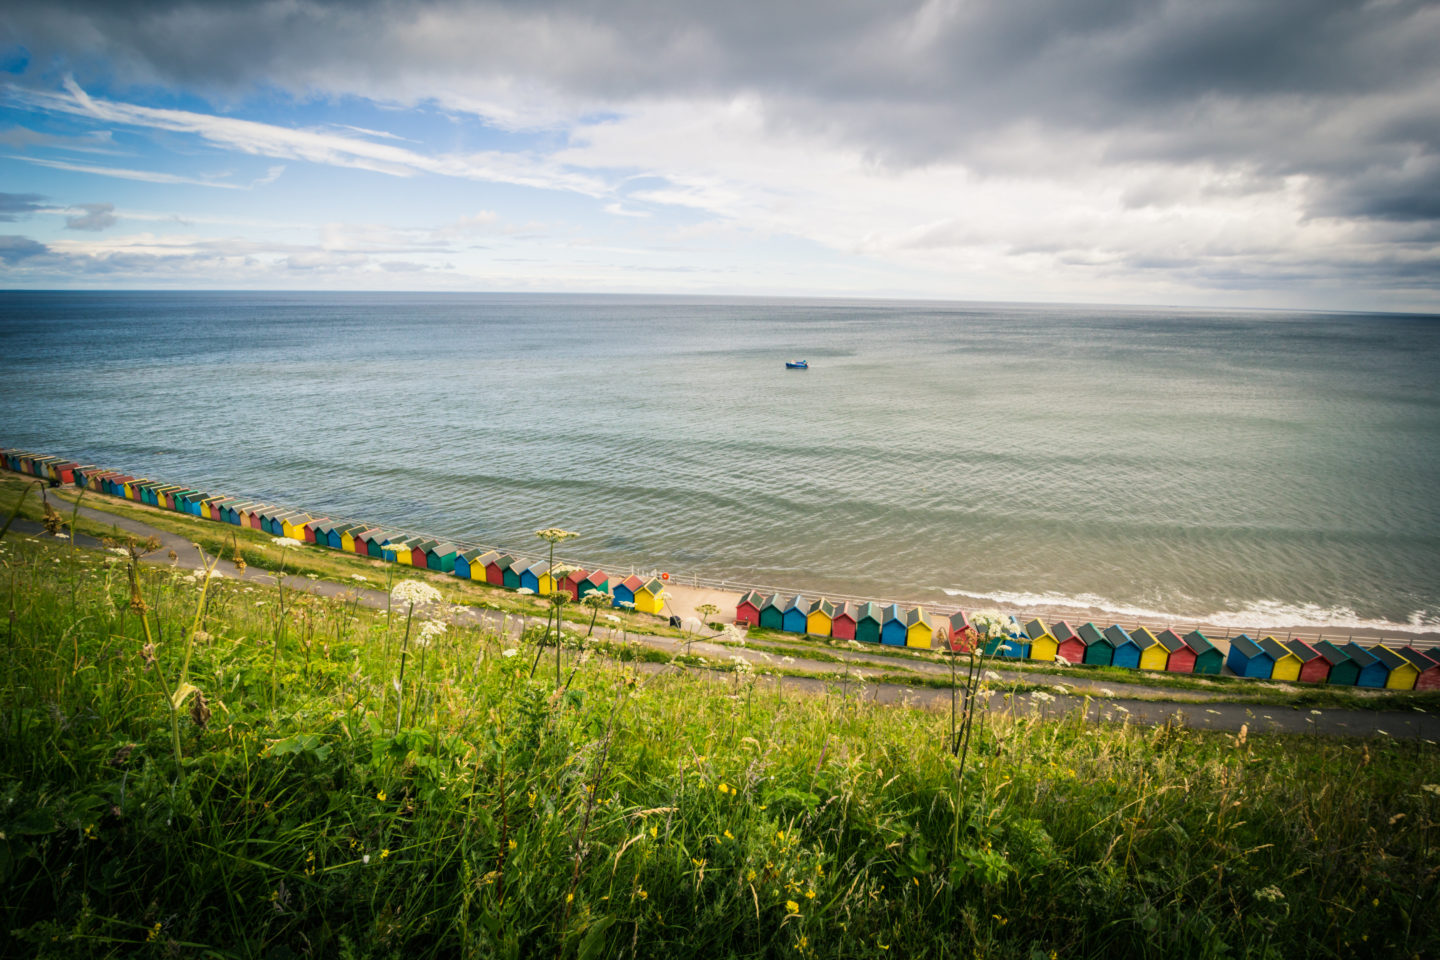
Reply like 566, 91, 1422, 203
2, 291, 1438, 637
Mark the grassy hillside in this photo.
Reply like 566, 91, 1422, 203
1, 532, 1436, 958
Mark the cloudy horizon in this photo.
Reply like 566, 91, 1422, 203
1, 0, 1438, 311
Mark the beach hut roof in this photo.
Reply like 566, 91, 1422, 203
1130, 626, 1161, 649
809, 598, 836, 618
623, 575, 647, 592
1401, 646, 1440, 670
1312, 640, 1353, 666
949, 610, 970, 631
457, 548, 483, 563
495, 554, 518, 570
639, 577, 665, 596
759, 593, 783, 612
1103, 624, 1135, 648
1077, 622, 1106, 644
1285, 639, 1322, 662
1370, 645, 1410, 671
430, 543, 457, 557
857, 602, 883, 623
783, 595, 807, 613
1052, 621, 1078, 643
1340, 642, 1379, 667
582, 569, 607, 586
1258, 637, 1295, 662
833, 602, 856, 622
525, 559, 550, 576
410, 539, 439, 553
1157, 629, 1187, 653
882, 603, 904, 621
1023, 618, 1050, 641
1183, 630, 1217, 654
905, 607, 932, 628
1230, 634, 1263, 659
475, 550, 501, 567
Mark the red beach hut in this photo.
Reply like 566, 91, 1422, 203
947, 611, 975, 652
1157, 629, 1194, 673
1401, 647, 1440, 690
1053, 621, 1085, 663
831, 602, 858, 641
736, 590, 763, 626
559, 567, 588, 600
487, 554, 518, 588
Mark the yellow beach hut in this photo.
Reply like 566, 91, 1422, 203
633, 577, 666, 615
1372, 645, 1421, 690
806, 598, 835, 636
1132, 627, 1169, 671
537, 563, 561, 596
280, 513, 312, 542
905, 608, 934, 648
1258, 636, 1303, 682
1023, 618, 1059, 661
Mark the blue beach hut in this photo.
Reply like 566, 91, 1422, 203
612, 574, 642, 609
781, 596, 809, 634
1226, 635, 1274, 679
880, 604, 907, 646
998, 617, 1029, 659
1105, 625, 1141, 670
1341, 643, 1388, 688
519, 560, 548, 594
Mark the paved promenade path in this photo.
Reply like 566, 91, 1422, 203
12, 503, 1440, 742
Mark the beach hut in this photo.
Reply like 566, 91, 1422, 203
453, 549, 482, 580
1052, 621, 1084, 663
947, 611, 975, 652
782, 596, 809, 634
614, 574, 644, 609
302, 518, 329, 545
489, 554, 519, 588
557, 567, 587, 599
1312, 641, 1360, 686
404, 539, 435, 568
1400, 647, 1440, 690
381, 536, 416, 565
1341, 643, 1388, 688
830, 602, 857, 641
1155, 629, 1192, 673
1226, 635, 1274, 679
1131, 627, 1167, 671
905, 608, 934, 649
466, 550, 498, 581
1080, 622, 1114, 666
352, 528, 383, 557
519, 560, 548, 594
1258, 637, 1302, 681
1103, 625, 1141, 670
997, 617, 1029, 659
577, 569, 608, 599
1372, 645, 1420, 690
735, 589, 762, 626
280, 513, 312, 541
758, 594, 785, 631
1287, 640, 1332, 684
854, 602, 882, 644
426, 543, 458, 574
1023, 618, 1058, 662
880, 604, 907, 646
634, 578, 666, 615
1182, 630, 1223, 675
807, 599, 836, 637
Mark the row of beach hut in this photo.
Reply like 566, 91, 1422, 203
734, 591, 1440, 691
1, 449, 670, 615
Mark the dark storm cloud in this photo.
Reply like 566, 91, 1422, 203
4, 0, 1439, 232
0, 192, 46, 221
0, 235, 50, 262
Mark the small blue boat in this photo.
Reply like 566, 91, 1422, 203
785, 360, 809, 369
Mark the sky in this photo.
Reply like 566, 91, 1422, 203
1, 0, 1438, 311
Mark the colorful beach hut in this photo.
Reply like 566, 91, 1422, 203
1312, 641, 1360, 686
1052, 621, 1084, 663
1023, 618, 1058, 662
735, 590, 763, 626
1287, 640, 1331, 684
1080, 622, 1113, 666
519, 561, 549, 594
1130, 627, 1168, 671
577, 569, 608, 599
807, 599, 836, 637
1341, 643, 1388, 688
1183, 630, 1222, 675
490, 554, 520, 589
905, 608, 934, 649
758, 594, 785, 631
425, 543, 458, 573
1157, 629, 1192, 673
634, 578, 666, 615
556, 567, 585, 599
1226, 635, 1273, 679
998, 618, 1029, 659
832, 602, 858, 641
1401, 647, 1440, 690
362, 530, 393, 558
781, 596, 809, 634
947, 611, 975, 652
1258, 637, 1302, 682
454, 549, 482, 580
879, 604, 907, 646
1105, 625, 1141, 670
614, 575, 644, 609
854, 603, 882, 644
1372, 645, 1420, 690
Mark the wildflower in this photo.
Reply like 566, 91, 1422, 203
1100, 687, 1116, 696
566, 892, 574, 904
1372, 898, 1380, 907
108, 547, 128, 557
1255, 885, 1285, 902
637, 888, 648, 900
517, 587, 535, 595
718, 782, 732, 795
416, 619, 446, 646
502, 648, 518, 658
724, 830, 734, 840
351, 574, 367, 581
391, 580, 442, 607
786, 900, 800, 914
147, 922, 162, 942
746, 869, 757, 882
1030, 690, 1055, 704
983, 670, 1002, 682
796, 937, 808, 950
806, 889, 816, 900
380, 849, 389, 859
508, 839, 516, 850
271, 537, 302, 549
605, 614, 620, 622
362, 854, 370, 864
376, 791, 386, 802
649, 825, 658, 839
305, 573, 318, 580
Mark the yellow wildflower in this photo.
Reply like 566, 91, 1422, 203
786, 900, 800, 914
376, 791, 386, 802
146, 922, 162, 942
637, 889, 648, 900
380, 849, 390, 859
566, 893, 574, 904
718, 782, 731, 794
806, 889, 816, 900
724, 830, 734, 840
747, 869, 757, 882
508, 839, 516, 850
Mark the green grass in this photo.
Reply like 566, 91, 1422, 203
2, 530, 1438, 958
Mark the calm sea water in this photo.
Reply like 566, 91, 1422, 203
2, 291, 1438, 632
